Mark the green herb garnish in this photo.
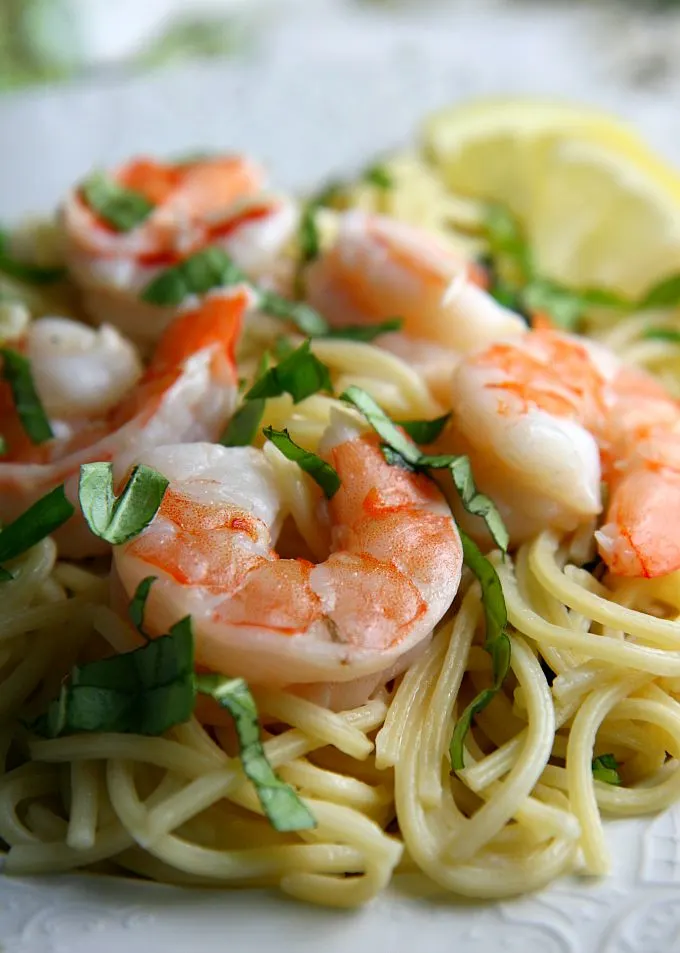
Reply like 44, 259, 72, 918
340, 385, 421, 465
0, 230, 66, 286
397, 413, 450, 444
258, 290, 329, 337
592, 753, 621, 786
128, 575, 158, 638
642, 327, 680, 343
221, 398, 267, 448
79, 462, 169, 545
246, 340, 333, 404
363, 164, 393, 190
1, 348, 53, 444
263, 426, 341, 499
323, 317, 404, 343
0, 484, 75, 582
81, 173, 155, 233
141, 247, 245, 306
449, 532, 511, 772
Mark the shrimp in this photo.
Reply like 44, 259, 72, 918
448, 328, 680, 577
0, 288, 250, 557
113, 411, 463, 707
305, 211, 525, 401
62, 155, 297, 350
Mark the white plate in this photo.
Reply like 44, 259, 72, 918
2, 8, 680, 952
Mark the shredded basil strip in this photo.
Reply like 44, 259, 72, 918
141, 247, 246, 306
0, 435, 5, 456
129, 575, 158, 639
263, 426, 340, 499
81, 173, 155, 233
221, 398, 266, 448
195, 673, 316, 832
1, 348, 54, 444
298, 204, 321, 267
450, 532, 511, 772
640, 273, 680, 310
0, 230, 66, 285
397, 413, 450, 444
340, 385, 421, 465
247, 340, 333, 404
0, 484, 75, 582
592, 753, 622, 786
323, 317, 403, 343
28, 616, 196, 738
79, 462, 169, 545
363, 164, 393, 190
258, 290, 329, 337
643, 327, 680, 343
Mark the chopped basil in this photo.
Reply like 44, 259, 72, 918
592, 753, 621, 786
0, 484, 75, 582
81, 173, 155, 233
642, 327, 680, 343
343, 387, 508, 551
639, 273, 680, 310
263, 426, 341, 499
273, 335, 295, 360
246, 340, 333, 404
1, 348, 53, 444
221, 398, 266, 447
397, 413, 450, 444
258, 290, 329, 337
363, 164, 393, 190
340, 385, 422, 465
29, 615, 196, 738
309, 180, 345, 209
128, 575, 158, 639
323, 317, 403, 343
485, 204, 533, 283
0, 435, 5, 456
419, 452, 509, 553
195, 673, 316, 832
449, 532, 511, 772
0, 230, 66, 286
141, 247, 246, 306
79, 462, 169, 545
298, 204, 321, 267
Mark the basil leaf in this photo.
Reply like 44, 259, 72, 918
643, 327, 680, 343
363, 164, 393, 190
0, 484, 75, 581
640, 273, 680, 310
195, 673, 316, 832
79, 462, 169, 545
450, 531, 511, 771
397, 413, 450, 444
221, 398, 266, 447
522, 280, 586, 332
0, 230, 66, 286
298, 204, 321, 266
419, 452, 509, 553
258, 290, 329, 337
1, 348, 53, 444
484, 205, 533, 283
141, 247, 246, 306
246, 340, 333, 404
592, 753, 621, 786
28, 616, 195, 738
81, 173, 155, 233
263, 426, 340, 499
340, 385, 421, 465
129, 575, 157, 638
273, 335, 295, 360
323, 317, 403, 342
309, 180, 345, 209
0, 435, 6, 456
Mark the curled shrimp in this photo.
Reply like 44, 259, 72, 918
62, 155, 296, 349
113, 411, 463, 707
0, 289, 249, 556
448, 328, 680, 578
305, 211, 525, 401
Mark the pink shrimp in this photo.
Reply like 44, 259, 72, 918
0, 289, 250, 557
305, 211, 525, 402
449, 328, 680, 577
113, 411, 463, 707
62, 155, 296, 350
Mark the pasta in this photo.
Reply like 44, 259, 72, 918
2, 108, 680, 910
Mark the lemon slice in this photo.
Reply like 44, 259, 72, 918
423, 99, 680, 297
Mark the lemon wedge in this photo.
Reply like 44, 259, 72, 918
424, 99, 680, 297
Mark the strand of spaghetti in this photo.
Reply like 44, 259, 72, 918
51, 561, 109, 596
375, 626, 449, 770
0, 633, 64, 719
0, 598, 94, 642
566, 673, 651, 874
253, 690, 375, 759
278, 759, 392, 818
493, 553, 680, 675
1, 538, 57, 613
30, 734, 218, 777
0, 763, 60, 845
445, 638, 555, 863
529, 532, 680, 648
262, 441, 329, 560
419, 594, 479, 807
66, 761, 99, 850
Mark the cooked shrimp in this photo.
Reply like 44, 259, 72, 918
0, 289, 249, 556
113, 411, 463, 706
305, 211, 525, 400
449, 328, 680, 577
62, 155, 296, 350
